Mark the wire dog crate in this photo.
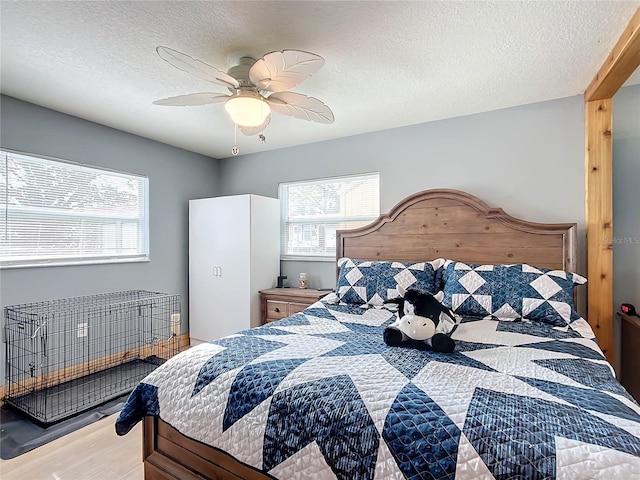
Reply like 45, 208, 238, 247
4, 290, 181, 424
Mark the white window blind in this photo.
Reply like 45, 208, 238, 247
0, 149, 149, 268
279, 173, 380, 260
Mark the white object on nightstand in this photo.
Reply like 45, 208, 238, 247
189, 194, 280, 345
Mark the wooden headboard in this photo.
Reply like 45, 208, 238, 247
337, 189, 577, 272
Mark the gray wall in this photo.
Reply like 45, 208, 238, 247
2, 87, 634, 385
613, 84, 640, 317
219, 95, 586, 296
1, 95, 219, 384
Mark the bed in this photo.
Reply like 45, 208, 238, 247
115, 189, 640, 479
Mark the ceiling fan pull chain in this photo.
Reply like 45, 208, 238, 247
231, 123, 239, 156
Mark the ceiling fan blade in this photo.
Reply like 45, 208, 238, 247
249, 50, 325, 92
156, 46, 239, 89
152, 93, 229, 106
239, 114, 271, 136
267, 92, 334, 124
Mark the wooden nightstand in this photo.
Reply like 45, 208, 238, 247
259, 288, 330, 324
619, 311, 640, 401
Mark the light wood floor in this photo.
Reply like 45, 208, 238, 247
0, 413, 143, 480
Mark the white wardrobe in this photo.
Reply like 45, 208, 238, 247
189, 194, 280, 345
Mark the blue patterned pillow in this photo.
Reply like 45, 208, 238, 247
442, 262, 586, 326
336, 257, 445, 306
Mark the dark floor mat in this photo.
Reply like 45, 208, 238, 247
0, 394, 128, 460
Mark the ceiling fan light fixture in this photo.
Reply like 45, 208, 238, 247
224, 92, 271, 127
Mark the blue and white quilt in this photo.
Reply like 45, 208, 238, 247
116, 294, 640, 479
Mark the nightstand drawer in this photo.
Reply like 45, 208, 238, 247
259, 288, 330, 325
266, 300, 289, 321
288, 302, 309, 315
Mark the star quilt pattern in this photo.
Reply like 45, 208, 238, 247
116, 294, 640, 479
336, 257, 445, 305
442, 262, 586, 326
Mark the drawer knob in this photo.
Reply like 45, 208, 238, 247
274, 307, 280, 313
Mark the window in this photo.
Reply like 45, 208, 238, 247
0, 149, 149, 268
279, 173, 380, 260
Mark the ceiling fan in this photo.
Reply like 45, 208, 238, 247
153, 46, 335, 143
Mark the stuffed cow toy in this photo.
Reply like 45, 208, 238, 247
383, 285, 458, 353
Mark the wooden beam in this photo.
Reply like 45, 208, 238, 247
583, 7, 640, 366
585, 7, 640, 101
585, 99, 614, 362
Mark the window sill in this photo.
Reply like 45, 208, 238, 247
280, 256, 335, 263
1, 257, 150, 270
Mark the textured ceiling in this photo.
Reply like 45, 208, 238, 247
1, 1, 639, 159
